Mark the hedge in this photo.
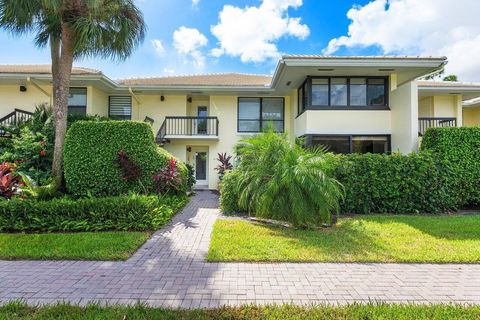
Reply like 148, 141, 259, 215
421, 127, 480, 207
220, 152, 456, 215
64, 121, 187, 197
0, 194, 187, 232
334, 152, 455, 214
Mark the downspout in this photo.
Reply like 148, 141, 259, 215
27, 77, 52, 105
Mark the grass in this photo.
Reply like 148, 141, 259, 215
0, 232, 150, 260
1, 301, 479, 320
208, 215, 480, 263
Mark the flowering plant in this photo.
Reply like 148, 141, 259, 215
153, 158, 183, 194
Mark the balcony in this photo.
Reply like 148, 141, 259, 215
156, 116, 219, 144
418, 117, 457, 136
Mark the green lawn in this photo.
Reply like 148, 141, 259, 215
2, 301, 479, 320
0, 232, 150, 260
208, 215, 480, 263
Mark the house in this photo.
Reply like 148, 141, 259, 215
1, 56, 480, 189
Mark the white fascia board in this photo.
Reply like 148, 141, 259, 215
282, 58, 446, 68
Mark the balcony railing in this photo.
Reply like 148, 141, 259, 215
156, 116, 219, 143
418, 117, 457, 136
0, 109, 34, 136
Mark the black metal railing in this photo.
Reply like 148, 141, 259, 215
0, 109, 34, 136
156, 116, 219, 143
418, 117, 457, 136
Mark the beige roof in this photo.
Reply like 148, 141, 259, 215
119, 73, 273, 87
0, 64, 101, 75
418, 80, 480, 87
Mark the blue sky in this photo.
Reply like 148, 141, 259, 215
0, 0, 479, 81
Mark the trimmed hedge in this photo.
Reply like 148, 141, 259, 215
220, 152, 456, 215
64, 121, 187, 197
0, 194, 187, 232
334, 153, 455, 214
421, 127, 480, 207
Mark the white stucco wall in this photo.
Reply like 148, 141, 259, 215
391, 81, 419, 153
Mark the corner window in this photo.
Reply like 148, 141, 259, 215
309, 135, 390, 154
298, 77, 388, 111
238, 97, 284, 133
109, 96, 132, 120
68, 88, 87, 116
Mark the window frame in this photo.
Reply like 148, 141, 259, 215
108, 95, 132, 120
297, 76, 389, 116
237, 97, 285, 133
68, 87, 87, 116
305, 134, 392, 154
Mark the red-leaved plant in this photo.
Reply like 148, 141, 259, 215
215, 152, 233, 180
153, 158, 183, 194
114, 150, 142, 182
0, 162, 24, 199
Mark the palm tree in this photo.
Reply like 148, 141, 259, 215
234, 129, 344, 228
0, 0, 145, 186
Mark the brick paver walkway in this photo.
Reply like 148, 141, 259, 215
1, 191, 480, 308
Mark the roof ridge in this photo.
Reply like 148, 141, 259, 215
117, 72, 272, 82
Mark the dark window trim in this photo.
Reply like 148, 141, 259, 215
109, 95, 132, 120
304, 134, 392, 154
297, 76, 389, 116
68, 87, 87, 115
237, 97, 285, 133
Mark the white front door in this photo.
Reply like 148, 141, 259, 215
191, 147, 208, 186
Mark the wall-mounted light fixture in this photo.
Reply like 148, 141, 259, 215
160, 95, 165, 101
20, 85, 27, 92
187, 146, 192, 152
187, 97, 192, 103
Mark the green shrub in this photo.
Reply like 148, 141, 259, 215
231, 130, 343, 227
421, 127, 480, 207
334, 152, 455, 214
64, 121, 187, 197
219, 170, 245, 214
0, 194, 187, 232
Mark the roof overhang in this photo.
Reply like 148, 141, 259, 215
418, 83, 480, 100
271, 56, 447, 95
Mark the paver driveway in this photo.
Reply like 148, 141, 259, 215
1, 191, 480, 308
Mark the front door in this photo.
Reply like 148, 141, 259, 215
191, 147, 208, 186
197, 106, 208, 135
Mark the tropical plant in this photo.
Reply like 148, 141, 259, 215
0, 162, 24, 199
443, 74, 458, 82
0, 0, 146, 187
215, 152, 233, 180
233, 129, 344, 228
185, 163, 196, 191
153, 159, 184, 195
115, 150, 142, 183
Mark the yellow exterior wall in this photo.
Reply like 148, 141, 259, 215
0, 84, 51, 117
294, 110, 391, 137
463, 106, 480, 127
418, 97, 433, 117
432, 96, 457, 118
135, 95, 187, 133
88, 86, 109, 117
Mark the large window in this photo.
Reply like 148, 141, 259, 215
109, 96, 132, 120
298, 77, 388, 113
238, 97, 284, 133
68, 88, 87, 116
309, 135, 390, 154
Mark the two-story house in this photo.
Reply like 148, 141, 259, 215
1, 56, 480, 189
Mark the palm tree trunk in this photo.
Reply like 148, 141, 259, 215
51, 24, 75, 187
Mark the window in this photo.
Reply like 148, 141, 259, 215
109, 96, 132, 120
308, 135, 390, 154
68, 88, 87, 116
298, 77, 388, 111
238, 97, 284, 133
311, 78, 328, 106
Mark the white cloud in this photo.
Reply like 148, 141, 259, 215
211, 0, 310, 63
151, 39, 165, 56
323, 0, 480, 81
192, 0, 199, 6
163, 67, 175, 74
173, 26, 208, 68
